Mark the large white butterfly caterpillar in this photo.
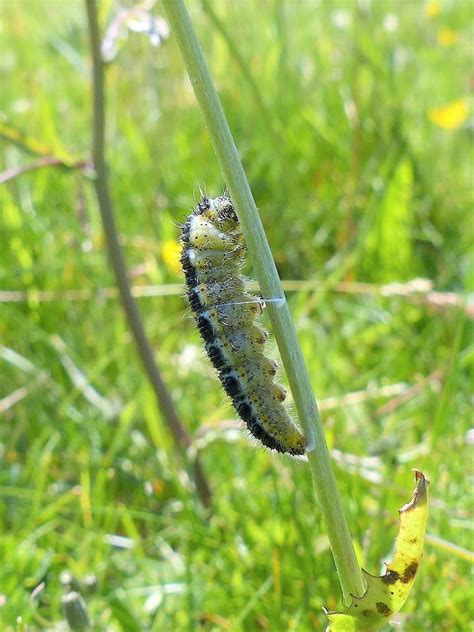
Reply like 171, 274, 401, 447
180, 194, 306, 456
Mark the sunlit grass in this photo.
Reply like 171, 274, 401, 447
1, 1, 472, 630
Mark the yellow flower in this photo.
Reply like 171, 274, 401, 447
437, 28, 457, 47
428, 99, 469, 130
425, 1, 440, 17
162, 239, 182, 274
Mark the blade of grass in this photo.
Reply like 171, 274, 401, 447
200, 0, 280, 142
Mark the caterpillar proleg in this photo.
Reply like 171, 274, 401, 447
180, 194, 306, 456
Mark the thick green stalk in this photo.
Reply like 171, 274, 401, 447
161, 0, 366, 602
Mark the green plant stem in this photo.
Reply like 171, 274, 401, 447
84, 0, 212, 509
161, 0, 366, 601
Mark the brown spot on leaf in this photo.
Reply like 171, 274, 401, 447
376, 602, 393, 617
382, 569, 400, 584
402, 561, 418, 583
382, 561, 418, 585
362, 609, 372, 617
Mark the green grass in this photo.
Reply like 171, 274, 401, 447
1, 1, 472, 630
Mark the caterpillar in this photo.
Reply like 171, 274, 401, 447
180, 194, 306, 456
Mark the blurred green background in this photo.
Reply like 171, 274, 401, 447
1, 0, 472, 630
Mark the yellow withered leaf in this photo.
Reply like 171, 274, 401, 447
325, 470, 430, 631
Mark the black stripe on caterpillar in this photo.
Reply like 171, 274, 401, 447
180, 194, 306, 456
